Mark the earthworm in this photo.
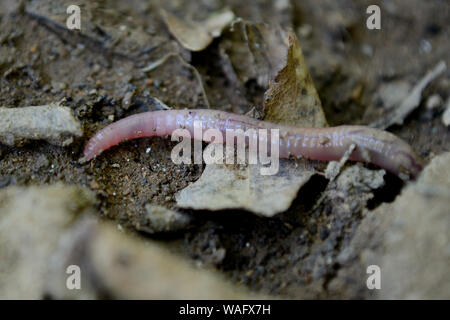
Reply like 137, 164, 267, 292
83, 109, 423, 180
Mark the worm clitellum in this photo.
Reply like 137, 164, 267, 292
83, 109, 423, 180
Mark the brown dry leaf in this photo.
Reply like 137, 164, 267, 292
218, 20, 257, 85
219, 21, 327, 127
263, 33, 328, 128
161, 8, 235, 52
176, 23, 327, 217
219, 21, 288, 88
245, 23, 290, 87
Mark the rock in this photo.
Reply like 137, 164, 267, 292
379, 153, 450, 299
136, 203, 191, 233
324, 144, 356, 181
0, 184, 96, 299
425, 94, 443, 110
0, 104, 82, 147
0, 184, 259, 299
334, 164, 385, 194
0, 0, 24, 14
46, 217, 260, 299
328, 152, 450, 299
442, 97, 450, 126
298, 24, 313, 38
324, 164, 385, 214
121, 91, 135, 110
35, 154, 50, 169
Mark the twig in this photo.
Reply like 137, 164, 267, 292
371, 61, 447, 129
142, 53, 211, 109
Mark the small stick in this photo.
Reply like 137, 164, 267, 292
142, 53, 211, 109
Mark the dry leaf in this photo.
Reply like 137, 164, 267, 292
370, 61, 446, 129
219, 21, 288, 88
219, 21, 327, 127
245, 23, 290, 87
263, 33, 327, 128
161, 8, 235, 52
176, 160, 315, 217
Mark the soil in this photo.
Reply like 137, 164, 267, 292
0, 0, 449, 298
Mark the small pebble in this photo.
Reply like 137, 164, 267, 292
361, 44, 373, 57
442, 98, 450, 126
30, 44, 38, 53
142, 203, 191, 233
420, 39, 432, 53
92, 64, 101, 74
90, 180, 100, 189
122, 91, 135, 110
426, 94, 443, 110
298, 24, 312, 38
36, 154, 49, 169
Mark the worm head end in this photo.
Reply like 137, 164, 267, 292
396, 151, 424, 180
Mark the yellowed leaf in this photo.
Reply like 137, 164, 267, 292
263, 33, 328, 128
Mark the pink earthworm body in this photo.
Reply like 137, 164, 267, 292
83, 109, 423, 180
